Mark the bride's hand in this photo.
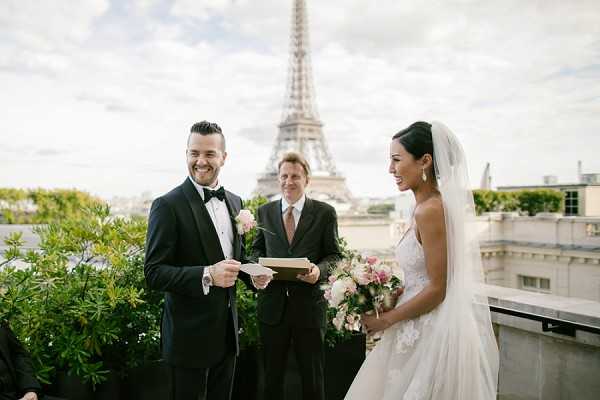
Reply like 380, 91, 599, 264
381, 287, 405, 312
362, 312, 392, 335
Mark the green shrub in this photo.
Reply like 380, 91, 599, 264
324, 237, 357, 347
237, 195, 269, 351
0, 191, 363, 386
0, 205, 161, 386
515, 189, 564, 216
0, 188, 103, 224
473, 189, 563, 216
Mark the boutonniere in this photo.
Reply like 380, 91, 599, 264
235, 209, 257, 234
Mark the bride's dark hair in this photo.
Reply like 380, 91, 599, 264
392, 121, 435, 171
392, 121, 433, 158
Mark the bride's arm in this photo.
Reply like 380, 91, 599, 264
363, 200, 447, 333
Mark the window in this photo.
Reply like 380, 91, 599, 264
587, 223, 600, 237
522, 276, 536, 288
519, 275, 551, 293
564, 190, 579, 216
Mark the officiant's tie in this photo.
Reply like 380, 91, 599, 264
284, 206, 295, 245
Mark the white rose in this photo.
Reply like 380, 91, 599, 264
351, 265, 370, 285
330, 279, 347, 307
333, 308, 346, 331
392, 266, 405, 284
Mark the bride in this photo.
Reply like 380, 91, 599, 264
344, 121, 499, 400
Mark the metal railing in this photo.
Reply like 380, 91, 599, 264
490, 304, 600, 337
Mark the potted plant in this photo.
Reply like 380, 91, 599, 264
0, 205, 162, 399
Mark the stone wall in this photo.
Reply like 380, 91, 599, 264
484, 285, 600, 400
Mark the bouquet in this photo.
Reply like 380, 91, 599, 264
322, 254, 404, 333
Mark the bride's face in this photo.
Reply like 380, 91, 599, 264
389, 140, 420, 192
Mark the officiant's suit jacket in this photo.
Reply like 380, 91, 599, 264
253, 197, 341, 328
144, 178, 252, 369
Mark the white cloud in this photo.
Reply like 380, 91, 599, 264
170, 0, 248, 21
0, 0, 599, 200
0, 0, 109, 49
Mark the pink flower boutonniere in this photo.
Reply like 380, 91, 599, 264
235, 209, 257, 234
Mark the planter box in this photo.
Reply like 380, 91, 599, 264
325, 333, 366, 400
44, 333, 365, 400
47, 371, 123, 400
46, 362, 169, 400
254, 333, 366, 400
123, 360, 169, 400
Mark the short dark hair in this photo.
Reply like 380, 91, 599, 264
188, 120, 226, 150
392, 121, 434, 171
278, 152, 311, 178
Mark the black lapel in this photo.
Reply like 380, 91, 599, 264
290, 197, 315, 249
224, 190, 241, 261
181, 179, 225, 263
273, 200, 290, 247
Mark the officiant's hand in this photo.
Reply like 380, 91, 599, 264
362, 312, 392, 335
210, 260, 240, 288
297, 263, 320, 284
252, 274, 272, 289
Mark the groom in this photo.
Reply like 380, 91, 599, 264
253, 152, 341, 400
144, 121, 269, 400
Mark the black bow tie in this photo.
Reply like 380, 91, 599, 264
203, 187, 225, 203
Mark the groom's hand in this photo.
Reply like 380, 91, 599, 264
210, 260, 241, 288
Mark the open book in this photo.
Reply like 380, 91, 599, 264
258, 257, 312, 281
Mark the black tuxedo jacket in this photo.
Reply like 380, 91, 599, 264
0, 323, 41, 398
144, 178, 250, 368
252, 197, 341, 328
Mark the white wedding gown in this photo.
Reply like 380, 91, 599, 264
345, 122, 498, 400
345, 225, 441, 400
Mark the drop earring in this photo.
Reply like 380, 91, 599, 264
422, 168, 427, 182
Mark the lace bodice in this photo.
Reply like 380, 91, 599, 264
392, 225, 434, 355
395, 227, 429, 300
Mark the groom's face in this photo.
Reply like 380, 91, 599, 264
279, 161, 308, 204
186, 133, 227, 187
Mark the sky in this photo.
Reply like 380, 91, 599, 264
1, 0, 599, 200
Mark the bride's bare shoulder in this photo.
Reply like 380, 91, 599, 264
414, 196, 444, 228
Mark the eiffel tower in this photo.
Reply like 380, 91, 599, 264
255, 0, 352, 205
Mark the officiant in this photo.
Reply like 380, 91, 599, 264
252, 152, 341, 400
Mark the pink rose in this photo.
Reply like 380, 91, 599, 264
344, 277, 357, 294
377, 270, 390, 283
235, 209, 257, 234
366, 256, 378, 265
351, 266, 371, 285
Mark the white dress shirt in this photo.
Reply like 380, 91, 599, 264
189, 176, 234, 295
281, 194, 306, 228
